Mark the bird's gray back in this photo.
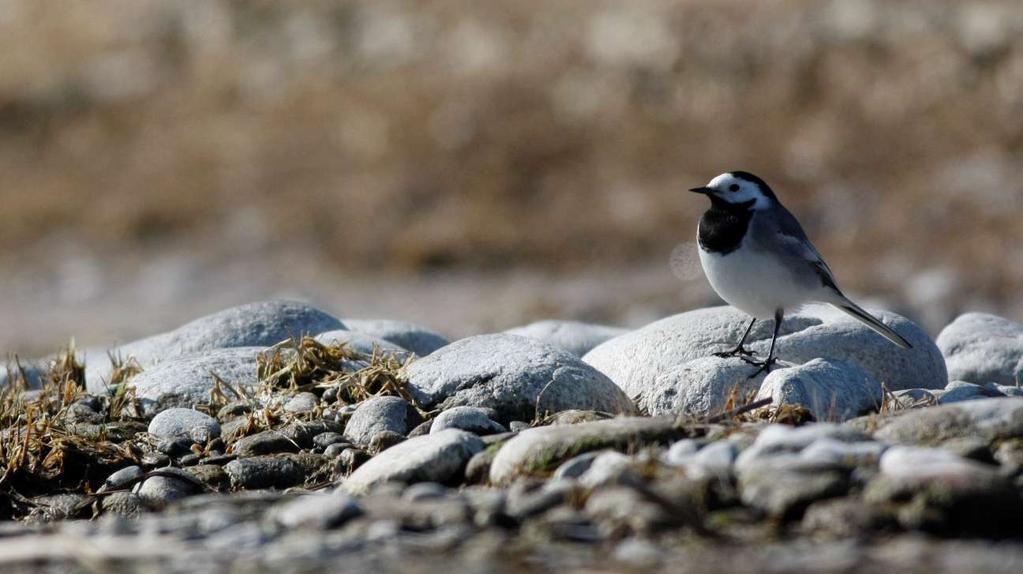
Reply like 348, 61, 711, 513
747, 203, 842, 293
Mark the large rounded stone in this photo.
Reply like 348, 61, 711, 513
503, 320, 628, 357
130, 347, 263, 414
749, 306, 945, 392
755, 359, 882, 422
584, 306, 944, 403
314, 330, 412, 360
936, 313, 1023, 386
341, 429, 484, 494
404, 334, 635, 424
87, 300, 343, 391
341, 319, 449, 356
644, 356, 769, 416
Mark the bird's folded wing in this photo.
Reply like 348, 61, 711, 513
754, 204, 843, 293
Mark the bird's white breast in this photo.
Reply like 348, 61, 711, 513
698, 236, 813, 319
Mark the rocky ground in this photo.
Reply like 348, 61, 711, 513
2, 300, 1023, 573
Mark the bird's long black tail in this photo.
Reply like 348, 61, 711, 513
831, 297, 913, 349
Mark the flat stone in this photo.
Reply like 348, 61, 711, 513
430, 406, 507, 435
130, 347, 264, 414
148, 408, 221, 442
863, 397, 1023, 446
341, 429, 485, 495
936, 312, 1023, 386
342, 318, 450, 356
87, 300, 344, 390
504, 320, 628, 357
405, 334, 635, 424
755, 358, 883, 422
343, 396, 421, 446
489, 416, 691, 484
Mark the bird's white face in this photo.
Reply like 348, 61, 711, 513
692, 172, 774, 210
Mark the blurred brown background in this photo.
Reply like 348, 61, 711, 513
1, 0, 1021, 353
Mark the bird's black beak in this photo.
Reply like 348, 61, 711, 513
689, 186, 712, 194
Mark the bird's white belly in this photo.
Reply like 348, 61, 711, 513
699, 243, 811, 319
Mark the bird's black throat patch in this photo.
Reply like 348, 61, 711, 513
698, 198, 756, 255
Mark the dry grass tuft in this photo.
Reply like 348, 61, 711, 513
0, 345, 143, 510
207, 336, 425, 446
257, 336, 415, 405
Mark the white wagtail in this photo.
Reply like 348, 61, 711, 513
690, 171, 911, 376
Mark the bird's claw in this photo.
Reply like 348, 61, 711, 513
714, 347, 758, 359
744, 357, 778, 379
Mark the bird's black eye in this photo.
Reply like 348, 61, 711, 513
729, 184, 740, 192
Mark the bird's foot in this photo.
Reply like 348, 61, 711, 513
714, 346, 758, 359
742, 356, 778, 379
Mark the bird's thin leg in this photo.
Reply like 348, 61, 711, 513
746, 309, 783, 378
714, 317, 758, 358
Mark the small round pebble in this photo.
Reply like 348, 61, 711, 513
284, 392, 319, 414
148, 408, 221, 441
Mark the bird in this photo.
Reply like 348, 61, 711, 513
689, 171, 911, 377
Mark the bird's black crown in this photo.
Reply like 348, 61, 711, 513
728, 171, 777, 200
